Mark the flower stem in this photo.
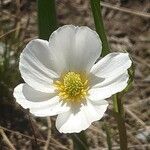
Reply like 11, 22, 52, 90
37, 0, 57, 40
113, 94, 128, 150
90, 0, 110, 56
113, 94, 119, 113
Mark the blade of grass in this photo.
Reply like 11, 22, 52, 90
90, 0, 110, 56
37, 0, 57, 40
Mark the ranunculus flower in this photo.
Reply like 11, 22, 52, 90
13, 25, 132, 133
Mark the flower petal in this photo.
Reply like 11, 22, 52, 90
88, 71, 129, 101
49, 25, 102, 73
71, 26, 102, 72
30, 100, 70, 117
13, 84, 70, 116
49, 25, 76, 74
20, 39, 59, 93
90, 52, 132, 78
56, 100, 108, 133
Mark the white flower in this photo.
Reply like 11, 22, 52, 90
13, 25, 132, 133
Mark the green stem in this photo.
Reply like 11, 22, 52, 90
113, 94, 128, 150
90, 0, 110, 56
37, 0, 57, 40
113, 95, 118, 113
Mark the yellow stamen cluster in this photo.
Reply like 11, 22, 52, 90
54, 72, 88, 103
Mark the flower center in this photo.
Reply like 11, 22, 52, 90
54, 72, 88, 103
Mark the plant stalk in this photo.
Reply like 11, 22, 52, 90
113, 94, 128, 150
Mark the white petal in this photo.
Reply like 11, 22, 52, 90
88, 72, 129, 101
56, 100, 108, 133
49, 25, 101, 72
13, 84, 70, 116
90, 52, 132, 78
30, 100, 69, 117
71, 26, 102, 72
20, 39, 59, 93
49, 25, 76, 73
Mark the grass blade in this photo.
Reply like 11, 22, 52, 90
90, 0, 110, 56
37, 0, 57, 40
